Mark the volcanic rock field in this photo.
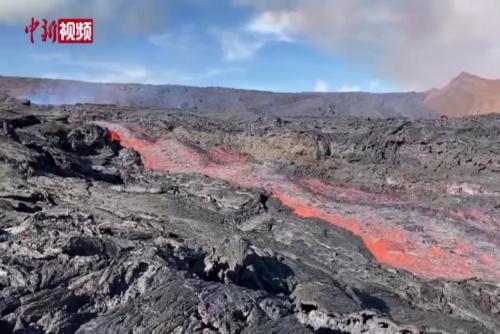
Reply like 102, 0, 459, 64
0, 94, 499, 333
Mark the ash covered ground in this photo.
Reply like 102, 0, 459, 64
0, 95, 499, 333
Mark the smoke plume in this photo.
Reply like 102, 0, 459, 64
239, 0, 500, 90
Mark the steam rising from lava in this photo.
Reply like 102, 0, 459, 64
100, 122, 500, 281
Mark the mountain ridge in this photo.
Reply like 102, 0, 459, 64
2, 72, 500, 118
425, 72, 500, 117
0, 75, 436, 120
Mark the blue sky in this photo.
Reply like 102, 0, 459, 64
1, 0, 499, 92
0, 0, 394, 92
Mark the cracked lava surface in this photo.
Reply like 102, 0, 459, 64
100, 122, 500, 281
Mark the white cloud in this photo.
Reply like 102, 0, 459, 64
0, 0, 168, 32
212, 11, 294, 61
30, 52, 72, 63
148, 26, 196, 49
246, 12, 293, 42
313, 80, 328, 92
31, 52, 188, 84
42, 67, 190, 85
148, 32, 173, 47
32, 52, 239, 85
235, 0, 500, 90
337, 85, 361, 92
0, 0, 64, 23
211, 29, 265, 61
368, 79, 381, 91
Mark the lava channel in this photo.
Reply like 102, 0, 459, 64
100, 122, 500, 281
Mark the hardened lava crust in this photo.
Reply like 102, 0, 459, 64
0, 96, 499, 333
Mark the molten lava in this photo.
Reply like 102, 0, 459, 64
101, 122, 500, 281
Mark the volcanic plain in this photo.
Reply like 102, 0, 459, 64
0, 89, 499, 333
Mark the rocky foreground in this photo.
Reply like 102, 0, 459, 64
0, 96, 499, 333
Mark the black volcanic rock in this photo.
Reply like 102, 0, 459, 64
0, 101, 498, 333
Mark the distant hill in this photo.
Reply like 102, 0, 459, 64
0, 75, 437, 120
424, 72, 500, 117
6, 73, 500, 119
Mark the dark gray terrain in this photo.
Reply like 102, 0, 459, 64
0, 95, 499, 334
0, 76, 437, 120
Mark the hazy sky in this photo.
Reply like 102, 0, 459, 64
1, 0, 499, 92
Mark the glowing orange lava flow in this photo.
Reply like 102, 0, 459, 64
100, 122, 500, 281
